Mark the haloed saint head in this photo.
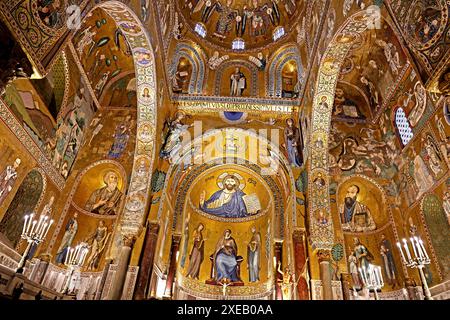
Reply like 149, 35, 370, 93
223, 175, 239, 191
345, 184, 359, 208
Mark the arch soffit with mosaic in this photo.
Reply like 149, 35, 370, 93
308, 11, 387, 249
267, 45, 304, 97
49, 1, 158, 240
168, 42, 207, 94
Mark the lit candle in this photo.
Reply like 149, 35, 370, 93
410, 237, 418, 259
35, 215, 44, 236
358, 268, 366, 286
30, 220, 37, 236
402, 239, 412, 261
81, 249, 88, 266
418, 239, 430, 260
26, 214, 34, 234
378, 266, 384, 286
22, 215, 29, 235
38, 216, 48, 236
396, 242, 406, 263
39, 222, 48, 239
65, 247, 71, 265
362, 266, 369, 285
42, 220, 54, 240
414, 237, 424, 259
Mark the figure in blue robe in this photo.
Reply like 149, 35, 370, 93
213, 229, 241, 283
200, 189, 248, 218
199, 175, 249, 218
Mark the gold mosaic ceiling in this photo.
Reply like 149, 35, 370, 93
178, 0, 303, 51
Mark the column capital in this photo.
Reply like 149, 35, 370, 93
122, 235, 136, 248
317, 249, 331, 263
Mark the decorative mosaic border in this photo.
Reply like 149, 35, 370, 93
157, 128, 296, 240
308, 11, 376, 249
89, 1, 158, 238
267, 46, 304, 97
0, 98, 65, 190
168, 42, 207, 94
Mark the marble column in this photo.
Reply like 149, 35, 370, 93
164, 235, 181, 298
292, 230, 309, 300
340, 273, 352, 300
317, 249, 333, 300
133, 222, 160, 300
94, 259, 112, 300
274, 241, 283, 300
108, 236, 135, 300
404, 277, 419, 300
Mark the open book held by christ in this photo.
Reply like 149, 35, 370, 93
242, 193, 262, 215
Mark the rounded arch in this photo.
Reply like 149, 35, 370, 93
308, 11, 386, 249
169, 42, 207, 94
157, 127, 297, 240
214, 60, 258, 96
48, 159, 128, 253
49, 1, 158, 250
0, 168, 45, 247
267, 45, 304, 98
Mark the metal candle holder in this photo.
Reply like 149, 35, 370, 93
16, 213, 54, 274
396, 236, 432, 300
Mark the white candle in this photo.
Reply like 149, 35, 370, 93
418, 239, 430, 260
65, 247, 71, 265
38, 216, 48, 236
414, 237, 424, 259
396, 242, 406, 263
402, 239, 412, 261
35, 215, 44, 236
42, 220, 54, 240
39, 222, 48, 239
30, 220, 37, 236
26, 214, 34, 234
22, 215, 29, 235
362, 266, 369, 285
358, 268, 365, 286
81, 249, 88, 266
410, 237, 418, 259
378, 266, 384, 286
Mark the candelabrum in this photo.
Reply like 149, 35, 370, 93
16, 213, 54, 274
62, 243, 89, 295
396, 236, 432, 300
358, 264, 384, 300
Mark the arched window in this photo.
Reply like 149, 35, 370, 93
273, 26, 285, 41
232, 38, 245, 50
395, 107, 413, 146
194, 23, 207, 38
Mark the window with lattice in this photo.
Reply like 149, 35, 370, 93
395, 107, 413, 146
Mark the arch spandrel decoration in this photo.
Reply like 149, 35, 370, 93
309, 13, 373, 249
